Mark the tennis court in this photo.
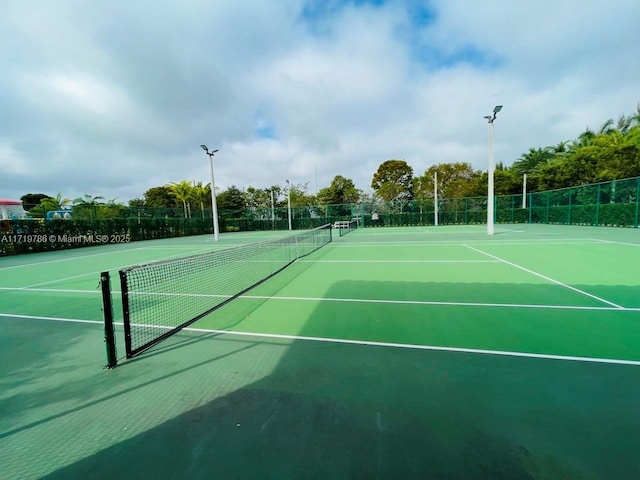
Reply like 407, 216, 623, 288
1, 224, 639, 479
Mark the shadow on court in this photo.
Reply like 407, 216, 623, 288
9, 279, 635, 480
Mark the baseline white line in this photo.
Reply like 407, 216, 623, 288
1, 312, 638, 366
463, 244, 624, 309
183, 327, 640, 367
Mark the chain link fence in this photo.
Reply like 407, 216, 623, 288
2, 176, 639, 255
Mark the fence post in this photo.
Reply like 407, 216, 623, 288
635, 178, 640, 228
595, 183, 601, 226
568, 188, 573, 225
464, 198, 468, 224
546, 192, 550, 224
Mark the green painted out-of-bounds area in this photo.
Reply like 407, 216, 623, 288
1, 224, 639, 479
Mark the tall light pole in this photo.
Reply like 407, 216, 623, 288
200, 145, 220, 241
484, 105, 502, 235
434, 170, 439, 226
270, 188, 275, 229
285, 179, 292, 231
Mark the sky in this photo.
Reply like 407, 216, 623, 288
1, 0, 639, 203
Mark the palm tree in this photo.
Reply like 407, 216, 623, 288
598, 119, 615, 135
39, 192, 72, 212
616, 114, 633, 135
567, 128, 596, 153
594, 130, 625, 147
73, 194, 105, 221
168, 180, 194, 218
550, 140, 570, 155
631, 103, 640, 127
512, 147, 553, 175
191, 181, 210, 219
74, 194, 105, 205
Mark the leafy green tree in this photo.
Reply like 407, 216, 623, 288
317, 175, 360, 205
280, 182, 316, 220
316, 176, 359, 217
282, 182, 314, 208
244, 187, 275, 220
217, 186, 246, 213
371, 160, 413, 208
20, 193, 51, 210
421, 162, 481, 199
143, 186, 176, 209
245, 187, 272, 209
97, 198, 127, 219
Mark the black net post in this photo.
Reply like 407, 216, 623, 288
120, 270, 133, 358
101, 271, 118, 369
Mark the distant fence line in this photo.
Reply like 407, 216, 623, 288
2, 176, 639, 255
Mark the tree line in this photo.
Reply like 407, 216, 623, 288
20, 104, 640, 215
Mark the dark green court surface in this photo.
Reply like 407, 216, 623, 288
1, 225, 639, 479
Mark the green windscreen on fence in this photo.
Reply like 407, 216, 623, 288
118, 224, 333, 358
528, 177, 640, 227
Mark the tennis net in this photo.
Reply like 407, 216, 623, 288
118, 224, 332, 358
338, 219, 359, 236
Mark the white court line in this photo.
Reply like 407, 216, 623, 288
330, 240, 605, 247
590, 239, 640, 248
184, 328, 640, 367
1, 312, 638, 366
2, 287, 638, 312
0, 247, 148, 270
463, 244, 624, 309
414, 227, 524, 235
144, 245, 228, 250
0, 287, 104, 294
0, 313, 102, 325
5, 247, 214, 290
297, 260, 500, 263
242, 294, 639, 311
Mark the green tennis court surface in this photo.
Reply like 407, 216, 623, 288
1, 225, 639, 479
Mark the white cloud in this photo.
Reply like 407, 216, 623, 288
0, 0, 638, 203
